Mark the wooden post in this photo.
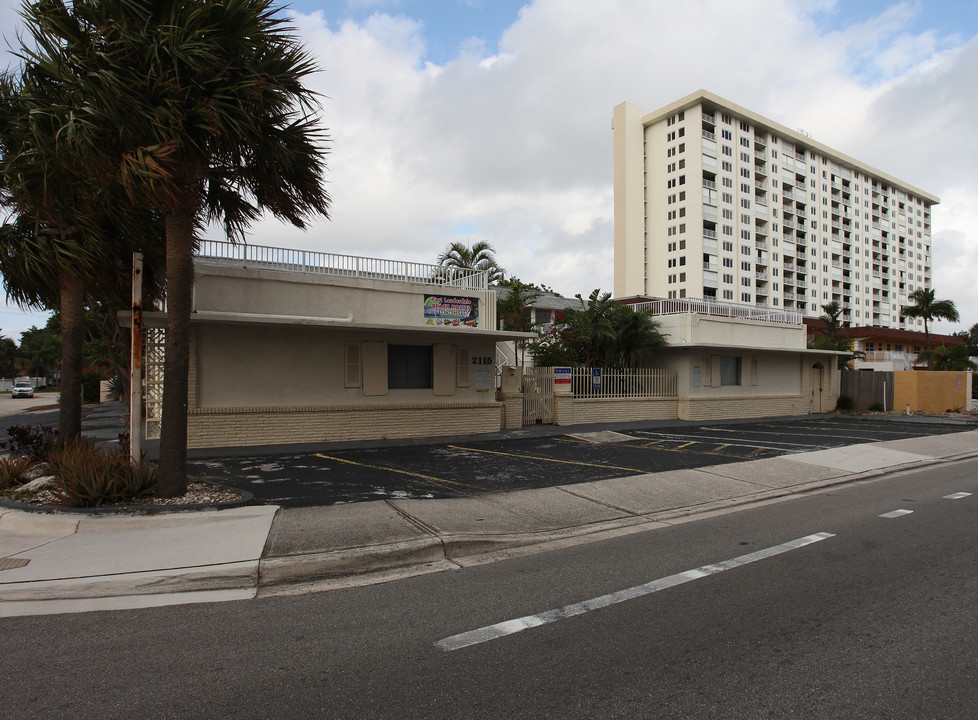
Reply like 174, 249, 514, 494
130, 253, 144, 464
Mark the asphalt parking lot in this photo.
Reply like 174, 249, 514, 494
188, 417, 975, 507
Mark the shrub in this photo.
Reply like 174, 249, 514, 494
82, 367, 106, 404
47, 439, 157, 507
5, 424, 57, 461
0, 455, 37, 491
868, 402, 885, 412
106, 375, 127, 403
836, 395, 854, 411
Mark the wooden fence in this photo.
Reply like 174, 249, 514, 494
840, 371, 894, 411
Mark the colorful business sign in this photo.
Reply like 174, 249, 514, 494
554, 367, 572, 385
424, 295, 479, 327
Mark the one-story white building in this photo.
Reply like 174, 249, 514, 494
131, 247, 840, 448
136, 241, 533, 448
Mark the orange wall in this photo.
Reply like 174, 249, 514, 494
893, 371, 972, 413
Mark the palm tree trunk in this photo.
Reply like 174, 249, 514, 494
156, 209, 195, 497
58, 272, 85, 443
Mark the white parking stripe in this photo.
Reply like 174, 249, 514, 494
943, 492, 972, 499
706, 426, 892, 442
633, 430, 826, 452
879, 509, 914, 518
435, 532, 835, 652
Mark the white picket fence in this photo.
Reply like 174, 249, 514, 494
571, 367, 678, 398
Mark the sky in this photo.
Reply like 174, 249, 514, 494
2, 0, 978, 340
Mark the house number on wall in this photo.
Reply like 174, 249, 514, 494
472, 356, 493, 365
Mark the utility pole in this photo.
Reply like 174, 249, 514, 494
130, 253, 143, 463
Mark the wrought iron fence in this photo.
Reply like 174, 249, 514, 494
571, 367, 678, 398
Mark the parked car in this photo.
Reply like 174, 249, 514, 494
11, 378, 34, 399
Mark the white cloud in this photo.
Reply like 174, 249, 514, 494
250, 0, 977, 330
1, 0, 976, 337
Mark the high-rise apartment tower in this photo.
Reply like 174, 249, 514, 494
613, 90, 938, 329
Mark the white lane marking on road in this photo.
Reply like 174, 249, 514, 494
943, 492, 972, 500
435, 532, 835, 652
879, 509, 914, 518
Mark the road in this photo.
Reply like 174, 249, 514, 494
2, 457, 975, 718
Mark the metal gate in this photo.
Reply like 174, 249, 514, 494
522, 367, 554, 425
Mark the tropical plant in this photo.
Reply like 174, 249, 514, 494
0, 455, 37, 492
0, 331, 17, 377
530, 290, 664, 368
437, 240, 505, 284
916, 344, 976, 372
47, 437, 157, 507
900, 288, 959, 351
15, 321, 61, 378
4, 423, 57, 461
496, 277, 542, 366
810, 302, 863, 369
0, 70, 98, 441
18, 0, 331, 496
953, 322, 978, 356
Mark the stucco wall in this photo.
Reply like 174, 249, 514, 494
658, 349, 803, 398
656, 314, 806, 350
193, 323, 498, 409
194, 263, 494, 331
893, 370, 972, 413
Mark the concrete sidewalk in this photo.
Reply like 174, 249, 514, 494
2, 426, 976, 617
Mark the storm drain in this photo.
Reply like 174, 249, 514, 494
0, 557, 30, 571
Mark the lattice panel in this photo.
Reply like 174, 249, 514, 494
144, 327, 166, 439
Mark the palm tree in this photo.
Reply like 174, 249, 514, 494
0, 71, 106, 442
1, 68, 166, 443
900, 288, 959, 352
20, 0, 331, 495
810, 301, 862, 369
496, 277, 541, 366
607, 304, 665, 368
437, 240, 505, 284
561, 290, 618, 367
916, 344, 976, 372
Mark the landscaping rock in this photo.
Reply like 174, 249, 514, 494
18, 475, 58, 493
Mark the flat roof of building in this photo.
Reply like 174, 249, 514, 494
634, 89, 939, 205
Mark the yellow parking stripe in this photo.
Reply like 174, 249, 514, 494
447, 445, 648, 474
314, 453, 496, 492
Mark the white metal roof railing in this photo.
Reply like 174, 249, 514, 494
194, 240, 489, 291
628, 297, 803, 325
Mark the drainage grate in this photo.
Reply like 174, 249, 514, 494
0, 557, 30, 571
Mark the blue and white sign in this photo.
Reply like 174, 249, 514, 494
554, 367, 572, 385
591, 367, 602, 391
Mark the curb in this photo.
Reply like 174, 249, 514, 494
252, 450, 978, 588
0, 561, 260, 602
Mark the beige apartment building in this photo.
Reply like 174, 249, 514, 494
613, 90, 938, 330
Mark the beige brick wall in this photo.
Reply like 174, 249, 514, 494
678, 395, 809, 421
187, 402, 502, 448
557, 397, 680, 425
499, 393, 523, 429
